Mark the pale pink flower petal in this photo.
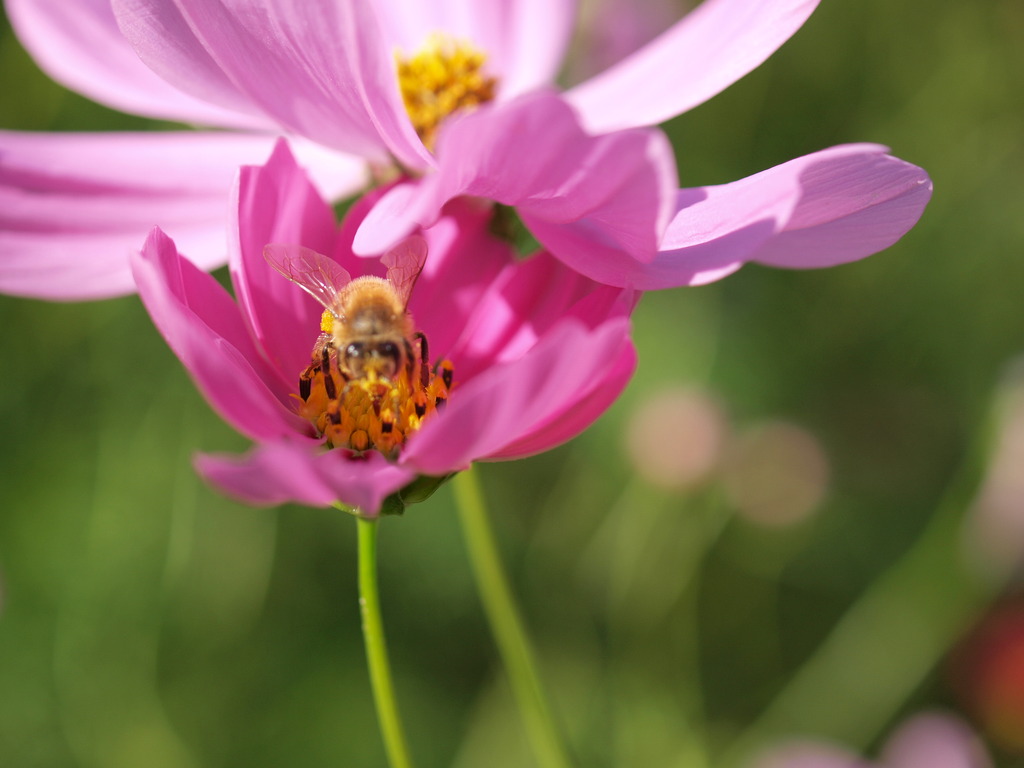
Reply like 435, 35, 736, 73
285, 139, 372, 202
744, 148, 934, 269
565, 0, 681, 83
196, 443, 416, 513
0, 130, 251, 299
401, 317, 633, 474
0, 130, 367, 300
353, 91, 677, 269
6, 0, 268, 128
113, 0, 430, 168
566, 0, 820, 133
491, 0, 579, 97
132, 227, 307, 441
613, 145, 932, 290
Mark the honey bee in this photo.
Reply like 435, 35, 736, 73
263, 236, 429, 398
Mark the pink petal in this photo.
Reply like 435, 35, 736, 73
132, 227, 307, 441
496, 0, 578, 97
110, 0, 273, 123
404, 198, 515, 358
354, 91, 677, 269
231, 140, 339, 390
566, 0, 820, 133
447, 250, 632, 380
113, 0, 430, 168
488, 340, 637, 460
401, 317, 632, 474
564, 0, 682, 84
0, 226, 224, 301
745, 149, 933, 270
624, 145, 932, 290
0, 131, 244, 299
352, 182, 419, 254
373, 0, 576, 96
196, 442, 416, 515
0, 131, 368, 300
286, 139, 371, 204
7, 0, 269, 129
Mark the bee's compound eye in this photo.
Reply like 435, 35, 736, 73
346, 342, 365, 359
379, 341, 400, 361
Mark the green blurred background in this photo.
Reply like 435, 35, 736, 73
2, 1, 1024, 766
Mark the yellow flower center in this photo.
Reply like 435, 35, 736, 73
395, 35, 498, 150
294, 320, 453, 460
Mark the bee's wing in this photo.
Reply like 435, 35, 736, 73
264, 243, 351, 314
382, 235, 428, 309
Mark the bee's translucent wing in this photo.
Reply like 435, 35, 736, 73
264, 243, 351, 314
382, 235, 428, 309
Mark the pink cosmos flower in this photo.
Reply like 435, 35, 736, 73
750, 713, 993, 768
4, 0, 929, 300
131, 139, 636, 515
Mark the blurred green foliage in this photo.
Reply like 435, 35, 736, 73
2, 1, 1024, 766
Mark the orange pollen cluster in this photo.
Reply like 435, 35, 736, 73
395, 35, 498, 150
295, 348, 453, 460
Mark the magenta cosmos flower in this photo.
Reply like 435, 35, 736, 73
750, 713, 993, 768
3, 0, 928, 301
131, 139, 636, 515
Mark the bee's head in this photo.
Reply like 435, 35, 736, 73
343, 340, 404, 381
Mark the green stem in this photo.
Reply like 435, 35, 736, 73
453, 468, 574, 768
357, 516, 416, 768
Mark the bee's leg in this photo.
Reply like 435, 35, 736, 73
298, 333, 336, 401
413, 331, 430, 389
298, 368, 315, 401
320, 342, 339, 400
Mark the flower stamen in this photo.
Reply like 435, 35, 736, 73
395, 35, 498, 150
295, 343, 452, 460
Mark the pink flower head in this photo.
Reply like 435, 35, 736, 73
750, 713, 993, 768
4, 0, 929, 300
99, 0, 822, 167
131, 140, 636, 515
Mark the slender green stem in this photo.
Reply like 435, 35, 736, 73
357, 516, 415, 768
453, 468, 574, 768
